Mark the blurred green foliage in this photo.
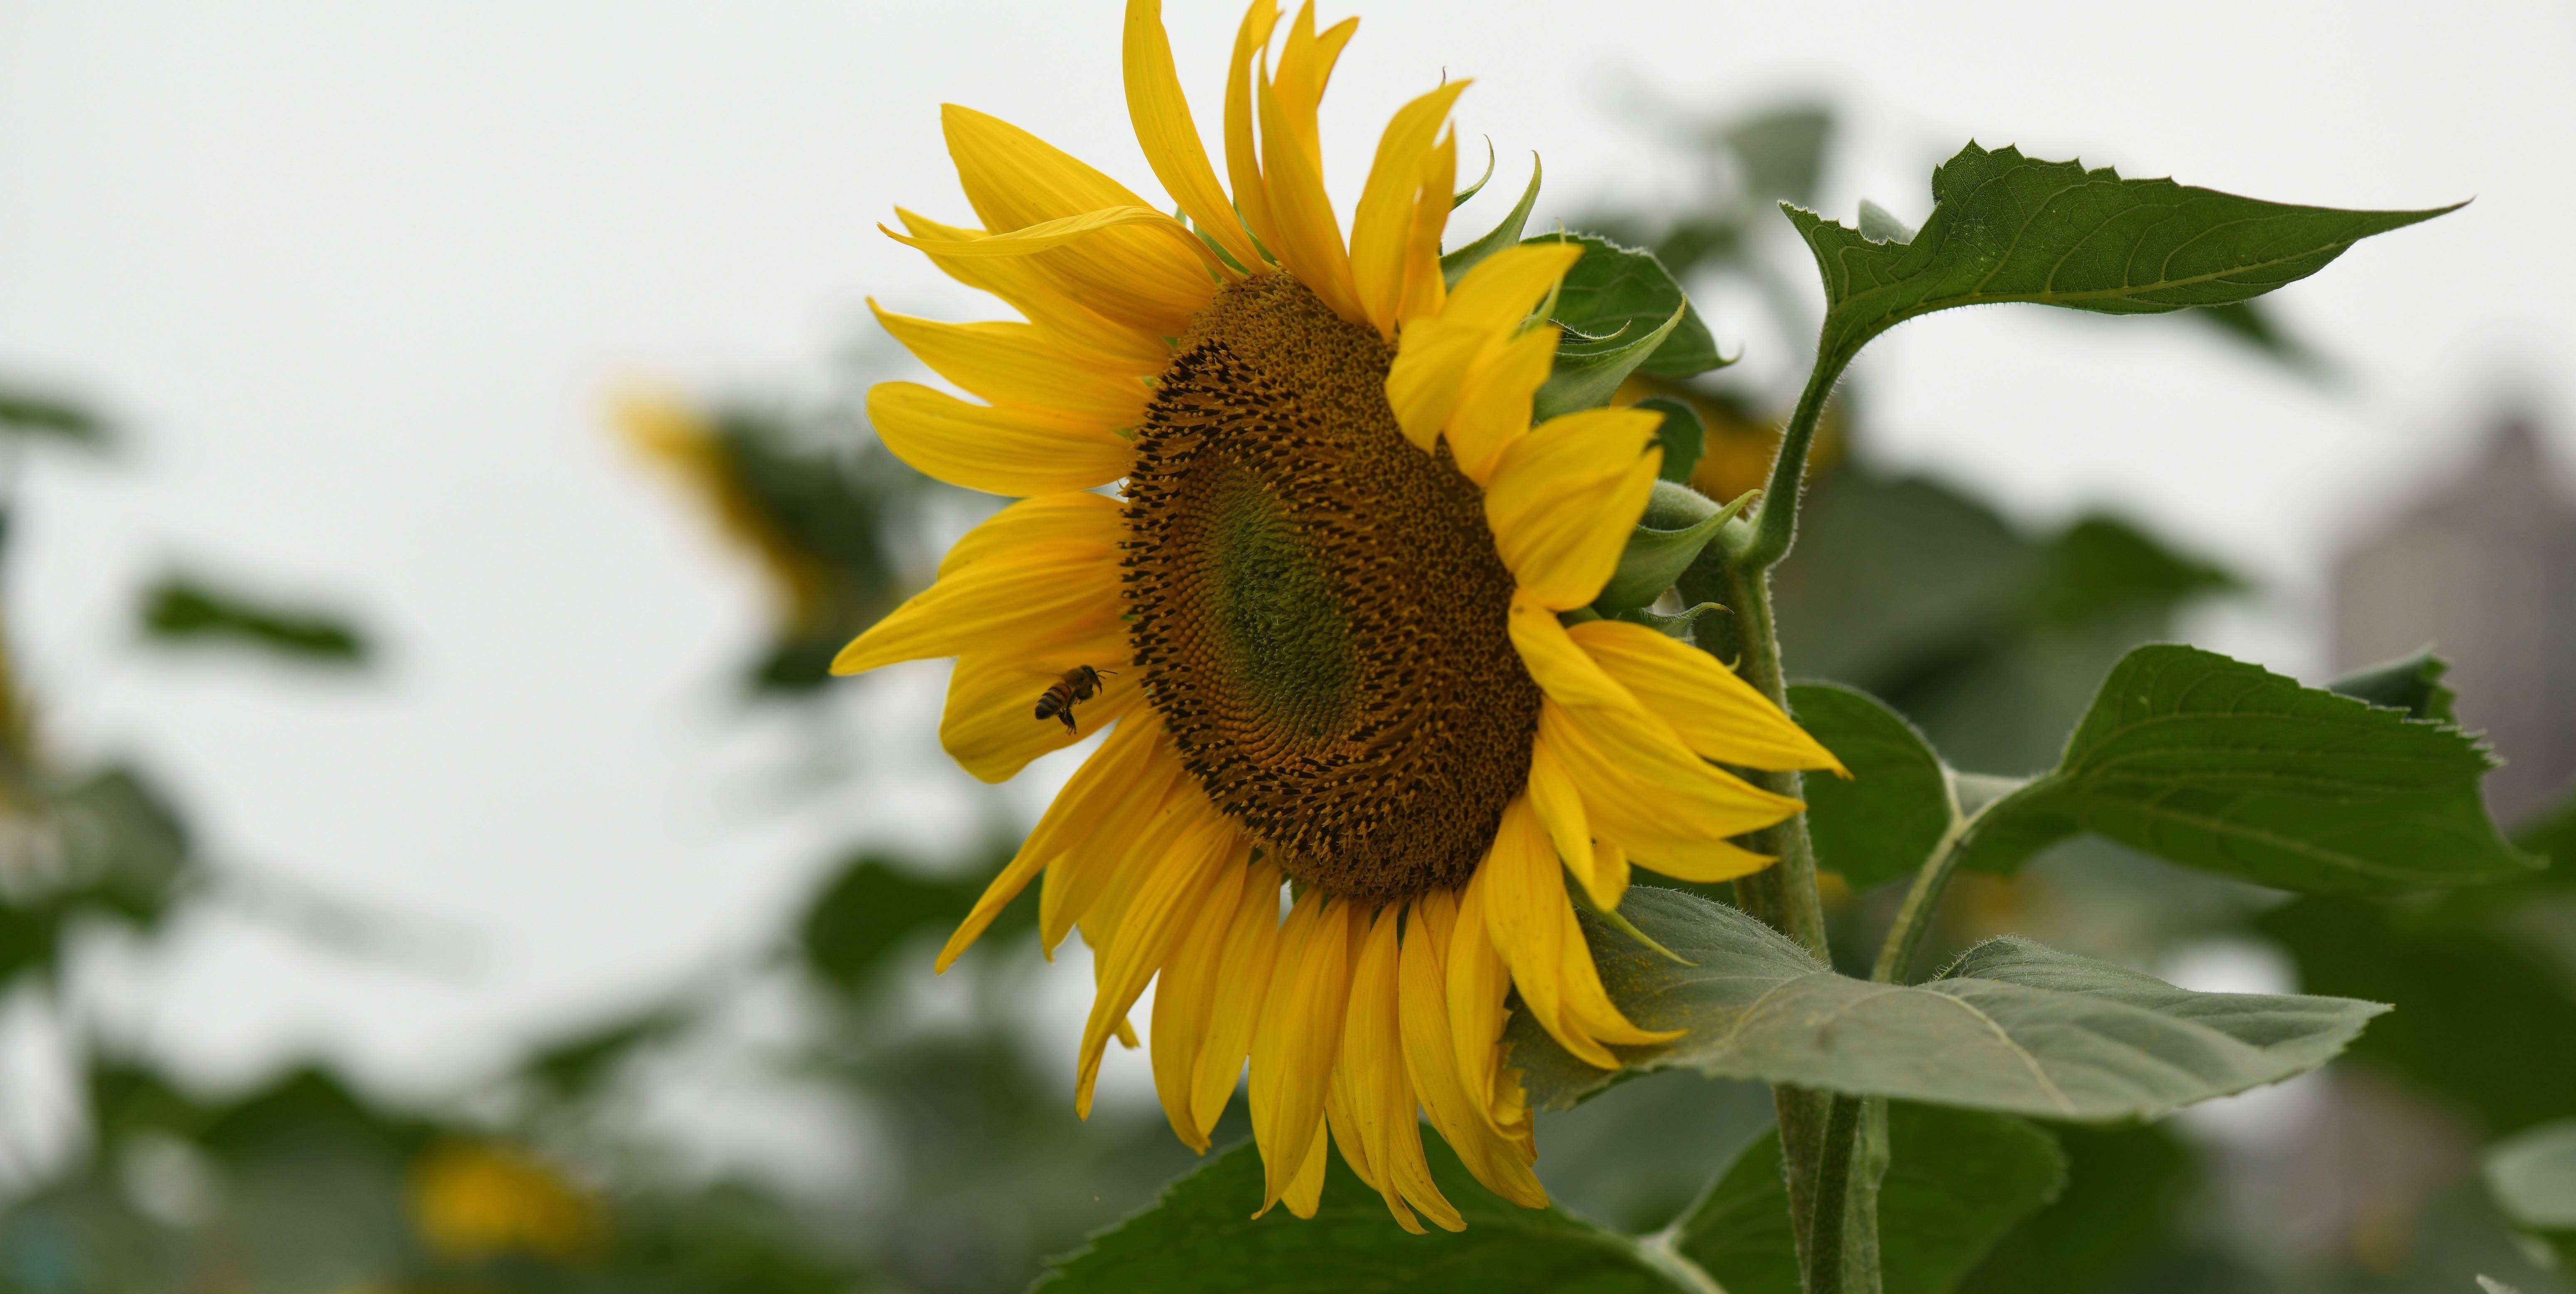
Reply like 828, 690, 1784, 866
139, 575, 370, 664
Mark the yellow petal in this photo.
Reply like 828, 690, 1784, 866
1254, 44, 1363, 326
895, 208, 1169, 374
1345, 904, 1461, 1232
1398, 891, 1547, 1209
935, 490, 1124, 579
1442, 241, 1582, 335
1526, 736, 1611, 911
832, 536, 1119, 674
1569, 619, 1848, 774
1079, 813, 1237, 1116
1150, 848, 1248, 1150
1484, 407, 1663, 609
941, 640, 1137, 784
1043, 766, 1196, 955
1278, 1119, 1330, 1220
1481, 794, 1674, 1067
864, 381, 1134, 498
940, 104, 1219, 334
1445, 324, 1558, 485
1123, 0, 1261, 272
1541, 700, 1790, 883
1349, 79, 1469, 341
1394, 129, 1455, 327
1249, 890, 1359, 1213
1193, 859, 1285, 1135
1222, 0, 1284, 260
869, 302, 1150, 430
1325, 1050, 1387, 1201
1384, 317, 1488, 453
936, 714, 1169, 971
1446, 868, 1525, 1138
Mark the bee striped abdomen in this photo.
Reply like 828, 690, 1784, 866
1034, 666, 1112, 734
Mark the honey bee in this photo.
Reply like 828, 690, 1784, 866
1034, 665, 1115, 734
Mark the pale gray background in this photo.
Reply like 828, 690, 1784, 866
0, 0, 2568, 1144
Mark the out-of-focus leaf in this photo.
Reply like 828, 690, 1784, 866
2023, 517, 2239, 629
1723, 104, 1835, 207
1675, 1103, 2065, 1294
521, 1004, 694, 1101
1959, 1123, 2199, 1294
1635, 396, 1703, 485
1526, 232, 1725, 380
0, 766, 193, 988
2260, 896, 2576, 1134
2330, 646, 2459, 724
2191, 299, 2328, 374
2518, 785, 2576, 887
1788, 142, 2458, 372
140, 575, 369, 664
0, 383, 109, 446
798, 850, 1028, 992
1960, 646, 2540, 894
2485, 1120, 2576, 1269
1788, 682, 1952, 889
1507, 887, 2384, 1119
1442, 155, 1543, 287
1037, 1138, 1700, 1293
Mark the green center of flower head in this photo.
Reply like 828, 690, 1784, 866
1124, 275, 1539, 904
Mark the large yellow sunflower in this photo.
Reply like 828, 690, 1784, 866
835, 0, 1841, 1231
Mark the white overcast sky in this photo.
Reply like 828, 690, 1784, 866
0, 0, 2571, 1106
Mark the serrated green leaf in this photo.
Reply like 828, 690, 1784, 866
1958, 645, 2539, 894
1036, 1137, 1700, 1293
2330, 646, 2458, 723
1506, 887, 2384, 1120
1633, 396, 1703, 484
1788, 683, 1954, 890
1787, 142, 2458, 371
139, 575, 370, 664
1674, 1103, 2064, 1294
1441, 154, 1542, 287
1524, 232, 1724, 380
1594, 481, 1745, 614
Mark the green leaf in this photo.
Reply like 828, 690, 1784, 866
2330, 646, 2458, 723
1959, 1122, 2199, 1294
138, 575, 370, 664
1959, 645, 2539, 895
1533, 301, 1685, 422
1506, 887, 2384, 1120
1787, 683, 1953, 890
2517, 784, 2576, 886
1037, 1138, 1700, 1293
1525, 232, 1725, 381
1452, 136, 1497, 208
2260, 896, 2576, 1134
1726, 105, 1835, 207
2023, 517, 2239, 630
1787, 141, 2459, 371
1593, 481, 1746, 614
1634, 396, 1703, 485
798, 850, 1028, 992
1675, 1103, 2066, 1294
1441, 154, 1542, 287
0, 383, 110, 447
2486, 1121, 2576, 1228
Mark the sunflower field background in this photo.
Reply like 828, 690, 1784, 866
4, 3, 2576, 1292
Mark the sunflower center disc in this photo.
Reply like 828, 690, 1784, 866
1124, 276, 1539, 904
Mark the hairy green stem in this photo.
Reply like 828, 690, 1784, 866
1870, 810, 1974, 985
1739, 347, 1852, 573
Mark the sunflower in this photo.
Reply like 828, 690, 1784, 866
835, 0, 1840, 1231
